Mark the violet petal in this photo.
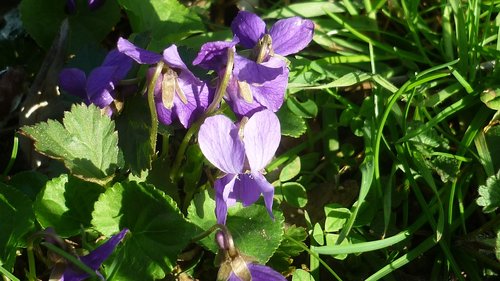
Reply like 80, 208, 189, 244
86, 66, 117, 108
59, 68, 88, 101
243, 110, 281, 172
162, 45, 198, 82
173, 80, 211, 128
233, 55, 283, 84
151, 72, 174, 125
250, 63, 288, 113
101, 49, 133, 80
60, 229, 128, 281
228, 263, 286, 281
252, 173, 275, 220
88, 0, 105, 10
193, 40, 237, 71
117, 37, 163, 65
230, 174, 262, 207
198, 115, 245, 174
79, 229, 128, 270
231, 11, 266, 49
269, 17, 314, 56
215, 174, 238, 225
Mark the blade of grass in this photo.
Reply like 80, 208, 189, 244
365, 235, 438, 281
324, 9, 425, 62
397, 93, 479, 143
0, 263, 20, 281
2, 135, 18, 176
284, 234, 343, 281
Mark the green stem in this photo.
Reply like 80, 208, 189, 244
27, 243, 36, 281
148, 62, 164, 157
2, 135, 18, 176
169, 48, 235, 183
41, 242, 98, 279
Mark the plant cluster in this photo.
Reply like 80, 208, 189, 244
1, 0, 500, 280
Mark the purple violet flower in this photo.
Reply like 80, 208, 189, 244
227, 263, 287, 281
57, 229, 128, 281
117, 37, 212, 128
194, 40, 285, 117
231, 11, 314, 57
198, 109, 281, 224
65, 0, 106, 14
216, 230, 286, 281
194, 11, 313, 117
59, 49, 132, 115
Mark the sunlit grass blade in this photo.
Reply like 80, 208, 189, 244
0, 262, 20, 281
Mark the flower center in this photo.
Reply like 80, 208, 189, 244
160, 67, 188, 109
253, 34, 274, 64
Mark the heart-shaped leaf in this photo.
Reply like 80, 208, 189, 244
92, 181, 195, 280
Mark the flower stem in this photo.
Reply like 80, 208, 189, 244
169, 48, 235, 183
147, 62, 164, 158
190, 224, 237, 255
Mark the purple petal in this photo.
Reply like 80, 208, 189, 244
231, 11, 266, 49
230, 174, 262, 207
247, 263, 287, 281
250, 60, 288, 112
117, 37, 163, 65
162, 45, 196, 81
86, 66, 117, 108
174, 80, 212, 128
193, 40, 237, 71
198, 115, 245, 174
65, 0, 77, 14
59, 68, 88, 101
215, 174, 238, 225
269, 17, 314, 56
243, 110, 281, 171
225, 78, 266, 117
101, 49, 133, 80
88, 0, 105, 10
233, 55, 283, 84
150, 71, 173, 125
60, 229, 128, 281
80, 229, 128, 269
252, 173, 275, 220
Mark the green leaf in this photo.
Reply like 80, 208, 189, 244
115, 95, 154, 175
0, 183, 35, 270
21, 104, 121, 184
118, 0, 204, 41
187, 189, 284, 263
324, 204, 351, 232
427, 155, 460, 183
312, 223, 324, 246
477, 170, 500, 213
279, 156, 301, 182
34, 174, 104, 237
8, 171, 48, 201
20, 0, 120, 50
325, 233, 350, 260
496, 226, 500, 261
281, 182, 308, 208
293, 269, 316, 281
92, 181, 195, 280
287, 98, 318, 119
264, 2, 345, 18
277, 104, 307, 138
268, 225, 308, 272
480, 88, 500, 110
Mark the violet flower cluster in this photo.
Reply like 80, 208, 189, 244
195, 11, 313, 223
58, 10, 313, 225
